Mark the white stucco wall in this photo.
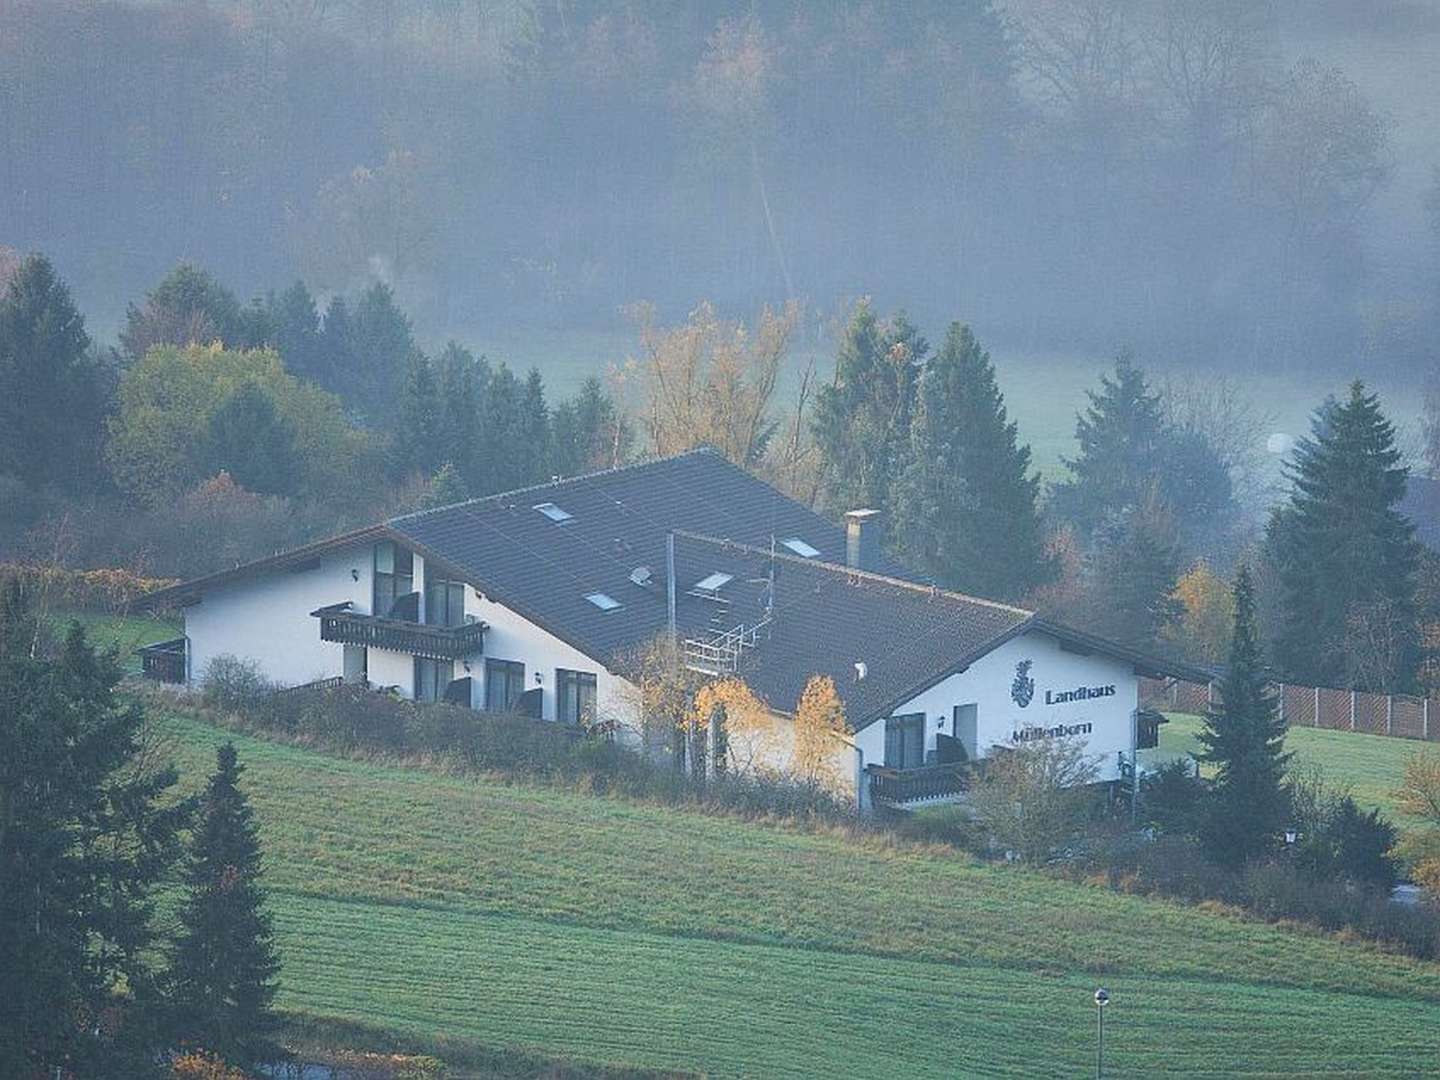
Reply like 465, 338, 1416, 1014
184, 543, 374, 688
467, 585, 638, 733
853, 629, 1140, 786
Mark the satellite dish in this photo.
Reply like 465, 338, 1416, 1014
629, 566, 653, 586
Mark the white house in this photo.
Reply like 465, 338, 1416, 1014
140, 449, 1204, 810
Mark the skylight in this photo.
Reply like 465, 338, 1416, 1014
782, 537, 820, 558
534, 502, 574, 523
585, 592, 621, 611
693, 572, 733, 592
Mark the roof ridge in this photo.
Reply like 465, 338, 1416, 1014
671, 531, 1034, 617
387, 446, 728, 524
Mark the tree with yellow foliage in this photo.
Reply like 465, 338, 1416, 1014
792, 675, 850, 793
1167, 559, 1234, 665
1395, 749, 1440, 899
688, 677, 776, 775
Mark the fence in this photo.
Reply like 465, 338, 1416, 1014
1139, 676, 1439, 743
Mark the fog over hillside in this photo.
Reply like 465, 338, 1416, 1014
4, 0, 1439, 372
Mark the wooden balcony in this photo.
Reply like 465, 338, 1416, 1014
138, 637, 187, 683
867, 762, 970, 808
312, 603, 486, 660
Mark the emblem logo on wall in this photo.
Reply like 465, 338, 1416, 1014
1011, 659, 1035, 708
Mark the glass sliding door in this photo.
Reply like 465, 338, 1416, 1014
883, 713, 926, 769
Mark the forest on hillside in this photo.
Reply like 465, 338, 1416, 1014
4, 0, 1439, 367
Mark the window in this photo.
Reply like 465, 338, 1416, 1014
414, 657, 454, 703
425, 577, 466, 627
884, 713, 926, 769
693, 572, 733, 593
534, 502, 573, 523
782, 537, 820, 558
585, 592, 621, 611
557, 668, 598, 725
485, 659, 526, 711
373, 541, 414, 619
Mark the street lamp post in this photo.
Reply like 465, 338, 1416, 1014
1094, 987, 1110, 1078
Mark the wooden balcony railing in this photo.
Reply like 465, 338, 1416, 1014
867, 762, 970, 807
312, 603, 486, 660
138, 637, 187, 684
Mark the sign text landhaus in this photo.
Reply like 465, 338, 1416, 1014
1044, 683, 1116, 705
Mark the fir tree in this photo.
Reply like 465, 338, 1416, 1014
811, 302, 927, 517
485, 361, 524, 492
889, 322, 1052, 601
1083, 496, 1185, 649
120, 263, 246, 361
204, 384, 299, 496
436, 342, 484, 491
518, 367, 552, 485
0, 254, 108, 494
317, 294, 355, 399
552, 376, 627, 479
348, 281, 415, 427
167, 743, 279, 1069
268, 280, 323, 385
1266, 382, 1419, 689
1197, 566, 1291, 868
1051, 353, 1167, 536
0, 582, 189, 1077
393, 351, 445, 477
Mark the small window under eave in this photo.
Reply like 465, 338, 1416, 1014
782, 537, 820, 558
585, 592, 621, 611
534, 502, 574, 524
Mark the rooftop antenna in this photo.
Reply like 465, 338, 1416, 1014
766, 534, 776, 619
666, 531, 677, 650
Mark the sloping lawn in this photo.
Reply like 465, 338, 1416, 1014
1150, 711, 1431, 829
155, 706, 1440, 1077
51, 610, 180, 674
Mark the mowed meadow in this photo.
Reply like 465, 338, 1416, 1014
149, 704, 1440, 1078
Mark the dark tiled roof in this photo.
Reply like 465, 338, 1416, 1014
389, 448, 906, 664
667, 533, 1034, 728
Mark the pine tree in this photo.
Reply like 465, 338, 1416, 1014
811, 302, 927, 517
268, 281, 323, 385
318, 294, 355, 399
348, 281, 415, 427
517, 368, 553, 486
0, 254, 107, 494
1197, 566, 1291, 868
0, 582, 188, 1077
1051, 353, 1167, 536
120, 264, 246, 362
889, 322, 1052, 601
436, 342, 484, 492
421, 461, 470, 509
204, 384, 300, 496
1266, 382, 1419, 689
1083, 496, 1184, 649
485, 361, 524, 492
552, 375, 627, 478
168, 743, 279, 1069
393, 351, 445, 477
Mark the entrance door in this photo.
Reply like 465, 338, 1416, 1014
953, 704, 978, 759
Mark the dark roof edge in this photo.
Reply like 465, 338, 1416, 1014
671, 531, 1034, 618
135, 524, 391, 611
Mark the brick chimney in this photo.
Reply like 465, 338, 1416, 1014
845, 509, 881, 571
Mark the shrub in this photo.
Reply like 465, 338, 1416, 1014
966, 739, 1100, 862
170, 1051, 256, 1079
1139, 758, 1207, 835
1298, 796, 1399, 892
201, 655, 272, 712
0, 560, 178, 613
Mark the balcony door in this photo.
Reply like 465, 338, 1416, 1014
883, 713, 925, 769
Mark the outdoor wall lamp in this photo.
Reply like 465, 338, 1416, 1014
350, 568, 359, 582
535, 672, 543, 685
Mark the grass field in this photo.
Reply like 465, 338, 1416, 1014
50, 610, 181, 674
151, 704, 1440, 1077
1150, 712, 1431, 830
